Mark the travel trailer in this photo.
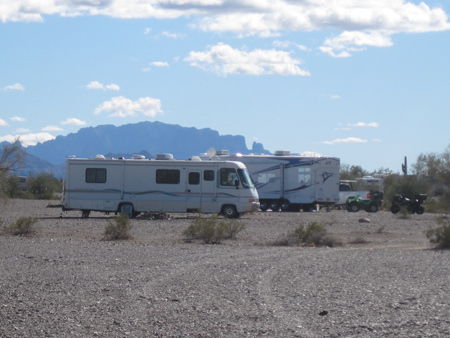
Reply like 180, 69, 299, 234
62, 154, 260, 218
201, 150, 340, 211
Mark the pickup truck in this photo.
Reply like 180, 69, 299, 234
337, 180, 382, 206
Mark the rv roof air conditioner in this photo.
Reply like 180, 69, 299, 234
275, 150, 291, 156
216, 150, 230, 156
156, 153, 174, 160
132, 155, 146, 160
95, 154, 106, 159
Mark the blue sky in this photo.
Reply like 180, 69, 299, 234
1, 0, 449, 173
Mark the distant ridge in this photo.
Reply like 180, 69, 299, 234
25, 121, 270, 171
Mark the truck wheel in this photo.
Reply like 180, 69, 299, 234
347, 202, 360, 212
367, 203, 378, 213
259, 201, 269, 212
222, 205, 239, 219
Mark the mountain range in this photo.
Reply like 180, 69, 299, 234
14, 121, 270, 177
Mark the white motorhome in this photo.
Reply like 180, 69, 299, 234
201, 150, 340, 211
62, 154, 259, 218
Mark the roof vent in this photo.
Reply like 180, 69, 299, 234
216, 150, 230, 156
190, 156, 202, 161
95, 154, 106, 159
275, 150, 291, 156
132, 155, 146, 160
156, 153, 174, 160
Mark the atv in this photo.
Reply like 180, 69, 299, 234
390, 194, 427, 214
346, 191, 383, 213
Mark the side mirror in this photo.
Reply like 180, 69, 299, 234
235, 180, 239, 188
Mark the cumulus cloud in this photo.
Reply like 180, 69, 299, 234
61, 118, 87, 126
94, 96, 163, 118
43, 125, 64, 131
0, 118, 9, 126
323, 137, 368, 145
3, 83, 25, 91
10, 116, 26, 122
0, 133, 55, 147
1, 1, 449, 57
86, 81, 120, 91
185, 43, 310, 76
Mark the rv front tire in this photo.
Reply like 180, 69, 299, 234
222, 205, 239, 219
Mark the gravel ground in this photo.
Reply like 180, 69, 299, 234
1, 199, 450, 338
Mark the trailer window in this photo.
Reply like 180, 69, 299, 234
86, 168, 107, 183
219, 168, 238, 186
298, 167, 311, 185
156, 169, 180, 184
256, 173, 276, 184
204, 170, 214, 181
189, 172, 200, 185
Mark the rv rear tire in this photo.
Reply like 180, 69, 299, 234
119, 203, 135, 218
222, 205, 238, 219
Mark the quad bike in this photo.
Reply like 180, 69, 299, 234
390, 194, 427, 214
346, 191, 383, 213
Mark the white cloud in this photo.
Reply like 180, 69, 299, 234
86, 81, 120, 91
10, 116, 26, 122
61, 118, 87, 126
3, 83, 25, 91
94, 96, 163, 118
323, 137, 368, 145
1, 1, 449, 57
348, 122, 379, 128
185, 43, 310, 76
0, 118, 8, 126
330, 94, 340, 99
43, 125, 64, 131
0, 133, 55, 147
150, 61, 170, 67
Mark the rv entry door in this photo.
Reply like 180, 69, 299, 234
186, 170, 202, 212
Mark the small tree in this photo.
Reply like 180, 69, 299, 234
27, 173, 62, 199
0, 139, 25, 200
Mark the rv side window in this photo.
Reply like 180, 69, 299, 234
189, 172, 200, 185
298, 167, 311, 185
86, 168, 107, 183
219, 168, 238, 186
204, 170, 214, 181
257, 173, 276, 184
156, 169, 180, 184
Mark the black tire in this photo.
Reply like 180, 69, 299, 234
280, 200, 290, 212
222, 205, 238, 219
416, 206, 425, 215
259, 201, 269, 212
347, 202, 360, 212
367, 203, 379, 213
391, 205, 400, 214
81, 210, 90, 218
270, 202, 280, 212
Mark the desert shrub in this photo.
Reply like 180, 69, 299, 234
349, 236, 369, 245
183, 215, 245, 244
26, 173, 62, 200
104, 214, 133, 240
425, 217, 450, 249
274, 222, 342, 247
4, 217, 37, 236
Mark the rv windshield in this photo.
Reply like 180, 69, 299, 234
238, 168, 254, 189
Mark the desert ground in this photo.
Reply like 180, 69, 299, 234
1, 199, 449, 337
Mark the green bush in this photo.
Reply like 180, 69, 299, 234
274, 221, 342, 247
104, 214, 133, 240
425, 217, 450, 249
26, 173, 62, 200
4, 217, 37, 236
183, 215, 246, 244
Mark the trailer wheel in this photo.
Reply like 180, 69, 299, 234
81, 210, 90, 218
259, 201, 269, 212
270, 202, 280, 212
280, 200, 290, 212
119, 203, 134, 218
222, 205, 239, 219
